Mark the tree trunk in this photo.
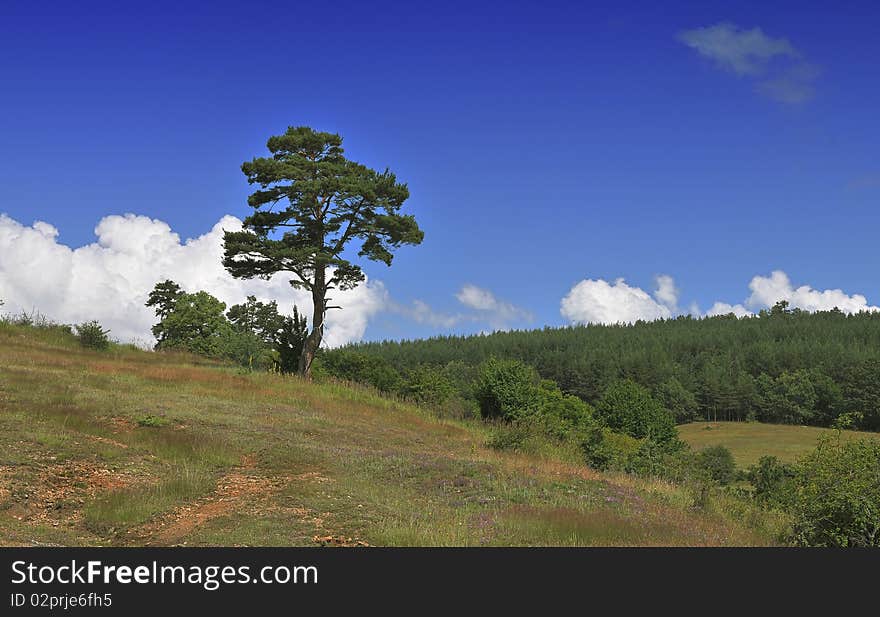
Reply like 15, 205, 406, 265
298, 265, 326, 379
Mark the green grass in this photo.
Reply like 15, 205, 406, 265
0, 323, 781, 546
679, 421, 880, 468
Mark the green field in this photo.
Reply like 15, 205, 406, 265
0, 323, 783, 546
679, 421, 880, 468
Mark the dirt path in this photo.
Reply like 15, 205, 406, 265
137, 457, 337, 546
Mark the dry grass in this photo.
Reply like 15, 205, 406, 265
0, 323, 780, 546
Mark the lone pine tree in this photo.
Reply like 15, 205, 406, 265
223, 126, 423, 377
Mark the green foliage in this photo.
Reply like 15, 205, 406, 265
222, 126, 423, 376
145, 280, 184, 324
74, 320, 111, 350
756, 369, 818, 424
328, 308, 880, 430
842, 360, 880, 431
695, 445, 737, 485
217, 329, 279, 372
535, 380, 596, 440
790, 436, 880, 547
594, 380, 677, 444
473, 357, 542, 422
226, 296, 307, 373
400, 364, 455, 406
320, 350, 403, 393
276, 306, 308, 374
151, 290, 230, 356
746, 456, 795, 508
580, 428, 641, 471
137, 414, 170, 428
657, 377, 699, 424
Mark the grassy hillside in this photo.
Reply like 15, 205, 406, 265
0, 323, 783, 547
679, 421, 880, 468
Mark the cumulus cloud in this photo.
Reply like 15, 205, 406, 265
678, 22, 819, 103
0, 213, 386, 347
455, 284, 532, 329
746, 270, 879, 313
653, 274, 679, 312
560, 277, 673, 325
560, 270, 877, 326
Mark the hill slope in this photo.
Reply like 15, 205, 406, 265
0, 324, 778, 546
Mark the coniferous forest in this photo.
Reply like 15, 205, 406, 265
323, 302, 880, 432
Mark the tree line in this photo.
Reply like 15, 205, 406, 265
322, 302, 880, 431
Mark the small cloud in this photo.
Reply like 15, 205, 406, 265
388, 299, 463, 329
456, 284, 532, 329
679, 22, 819, 103
678, 22, 798, 75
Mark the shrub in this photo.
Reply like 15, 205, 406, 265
75, 320, 111, 350
486, 422, 537, 452
695, 445, 737, 485
473, 357, 541, 421
790, 436, 880, 547
594, 380, 678, 444
580, 427, 636, 471
401, 365, 456, 406
746, 455, 795, 508
321, 351, 403, 393
137, 414, 170, 428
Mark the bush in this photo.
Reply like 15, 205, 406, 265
695, 445, 737, 485
473, 357, 541, 421
583, 429, 642, 471
594, 380, 678, 444
75, 320, 111, 350
401, 365, 456, 406
321, 351, 403, 393
746, 455, 795, 508
790, 436, 880, 547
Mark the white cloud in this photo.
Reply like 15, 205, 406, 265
389, 299, 463, 329
678, 22, 798, 75
679, 22, 818, 103
560, 277, 673, 325
455, 284, 532, 329
654, 274, 679, 312
560, 270, 877, 326
0, 213, 386, 348
746, 270, 879, 314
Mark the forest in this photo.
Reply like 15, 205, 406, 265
323, 301, 880, 432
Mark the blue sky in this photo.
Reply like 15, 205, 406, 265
2, 0, 879, 343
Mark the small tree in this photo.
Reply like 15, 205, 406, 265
75, 320, 111, 350
473, 357, 542, 422
594, 380, 677, 444
223, 126, 424, 378
695, 445, 736, 485
150, 290, 230, 356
